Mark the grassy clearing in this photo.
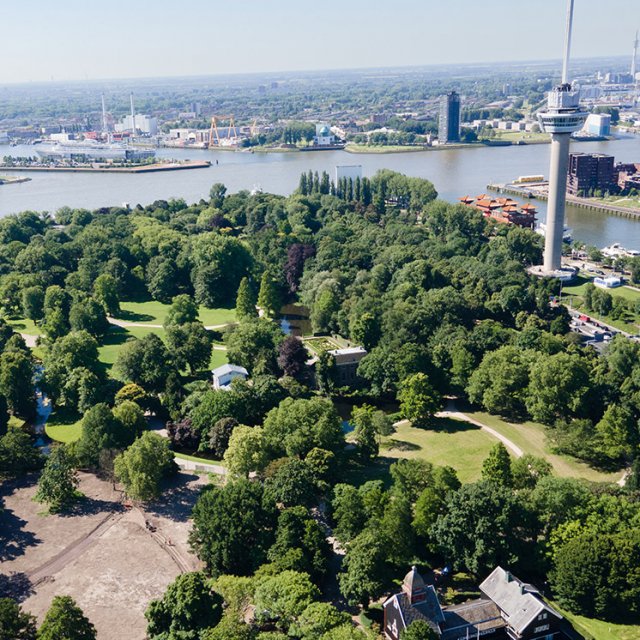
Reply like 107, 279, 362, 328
381, 417, 499, 484
8, 415, 25, 429
174, 451, 226, 467
45, 413, 83, 443
462, 408, 621, 483
209, 349, 228, 370
553, 603, 640, 640
7, 317, 41, 336
592, 195, 640, 210
117, 301, 235, 326
488, 130, 550, 143
98, 325, 161, 371
345, 143, 430, 154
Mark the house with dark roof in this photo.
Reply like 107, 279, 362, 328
383, 566, 578, 640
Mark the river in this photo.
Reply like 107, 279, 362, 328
1, 136, 639, 249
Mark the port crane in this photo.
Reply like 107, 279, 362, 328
208, 115, 238, 148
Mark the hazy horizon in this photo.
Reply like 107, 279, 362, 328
2, 0, 637, 85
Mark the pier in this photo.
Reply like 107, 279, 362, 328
488, 183, 640, 219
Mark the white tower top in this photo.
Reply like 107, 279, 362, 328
632, 30, 639, 79
537, 0, 587, 134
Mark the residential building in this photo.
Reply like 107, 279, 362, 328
327, 346, 367, 385
567, 152, 617, 195
383, 566, 575, 640
212, 364, 248, 390
438, 92, 460, 143
616, 162, 640, 191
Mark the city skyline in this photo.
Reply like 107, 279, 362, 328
1, 0, 638, 84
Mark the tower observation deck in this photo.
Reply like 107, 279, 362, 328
535, 0, 587, 276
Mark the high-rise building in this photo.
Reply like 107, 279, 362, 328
632, 30, 638, 79
536, 0, 587, 274
567, 153, 617, 196
438, 92, 460, 143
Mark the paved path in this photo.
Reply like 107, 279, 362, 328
108, 318, 233, 331
436, 400, 524, 458
19, 333, 38, 348
173, 455, 227, 476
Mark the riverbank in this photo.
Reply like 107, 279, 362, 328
0, 174, 31, 184
0, 160, 211, 174
488, 182, 640, 219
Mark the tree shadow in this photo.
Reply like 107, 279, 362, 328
0, 572, 34, 601
115, 310, 155, 322
56, 495, 123, 519
0, 478, 41, 563
144, 472, 204, 523
102, 325, 133, 347
384, 440, 421, 452
414, 416, 482, 434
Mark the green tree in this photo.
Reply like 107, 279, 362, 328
339, 529, 390, 607
209, 183, 227, 208
235, 277, 258, 321
189, 478, 276, 576
38, 595, 96, 640
21, 285, 45, 322
0, 430, 43, 477
164, 294, 198, 328
207, 417, 238, 458
526, 352, 593, 425
432, 482, 531, 576
350, 312, 381, 351
145, 572, 223, 640
0, 598, 37, 640
166, 321, 213, 374
257, 271, 280, 319
254, 571, 320, 631
263, 397, 343, 458
114, 432, 174, 502
112, 400, 146, 440
481, 443, 513, 487
265, 459, 318, 507
277, 336, 308, 380
223, 425, 268, 477
35, 445, 79, 513
115, 333, 174, 393
401, 620, 438, 640
466, 346, 533, 418
225, 320, 283, 375
331, 484, 367, 542
351, 404, 379, 460
594, 404, 637, 463
289, 602, 350, 639
93, 273, 120, 316
0, 350, 35, 418
511, 454, 552, 490
397, 373, 442, 427
69, 298, 109, 337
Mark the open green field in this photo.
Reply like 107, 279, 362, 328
7, 318, 41, 336
98, 325, 162, 371
118, 301, 235, 326
345, 143, 430, 154
45, 413, 83, 443
553, 603, 640, 640
591, 194, 640, 210
488, 130, 550, 143
463, 408, 621, 483
381, 417, 499, 484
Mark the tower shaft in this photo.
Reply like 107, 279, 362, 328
544, 133, 571, 272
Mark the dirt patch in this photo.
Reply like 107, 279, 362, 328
0, 471, 207, 639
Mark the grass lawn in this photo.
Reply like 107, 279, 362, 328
98, 325, 161, 371
462, 408, 621, 483
45, 413, 83, 443
553, 603, 640, 640
345, 143, 430, 154
489, 131, 550, 143
8, 415, 25, 429
7, 317, 42, 336
381, 417, 500, 484
209, 349, 228, 370
118, 301, 235, 326
303, 336, 341, 355
592, 194, 640, 210
174, 451, 226, 466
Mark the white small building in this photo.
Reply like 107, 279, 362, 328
594, 276, 622, 289
212, 364, 248, 390
314, 124, 334, 146
327, 346, 367, 386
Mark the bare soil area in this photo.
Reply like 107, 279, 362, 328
0, 470, 207, 640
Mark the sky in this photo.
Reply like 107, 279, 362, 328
1, 0, 638, 84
